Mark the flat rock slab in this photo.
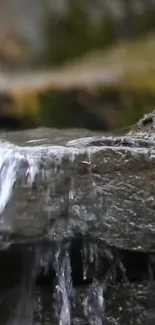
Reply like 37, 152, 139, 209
0, 127, 155, 252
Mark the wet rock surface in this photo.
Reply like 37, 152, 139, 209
0, 113, 155, 324
0, 118, 155, 251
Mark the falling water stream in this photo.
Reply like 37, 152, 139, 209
0, 129, 154, 325
0, 233, 154, 325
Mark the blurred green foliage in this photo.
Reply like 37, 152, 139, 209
44, 2, 155, 67
44, 1, 115, 66
2, 3, 155, 131
133, 10, 155, 37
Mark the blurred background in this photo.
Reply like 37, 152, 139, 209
0, 0, 155, 132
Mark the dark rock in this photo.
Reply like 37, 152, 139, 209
0, 113, 155, 251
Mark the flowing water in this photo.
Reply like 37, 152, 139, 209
0, 128, 153, 325
0, 241, 152, 325
0, 128, 101, 219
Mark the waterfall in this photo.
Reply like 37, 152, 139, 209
0, 149, 27, 215
53, 244, 72, 325
0, 144, 38, 216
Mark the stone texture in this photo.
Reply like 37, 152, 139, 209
0, 114, 155, 251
